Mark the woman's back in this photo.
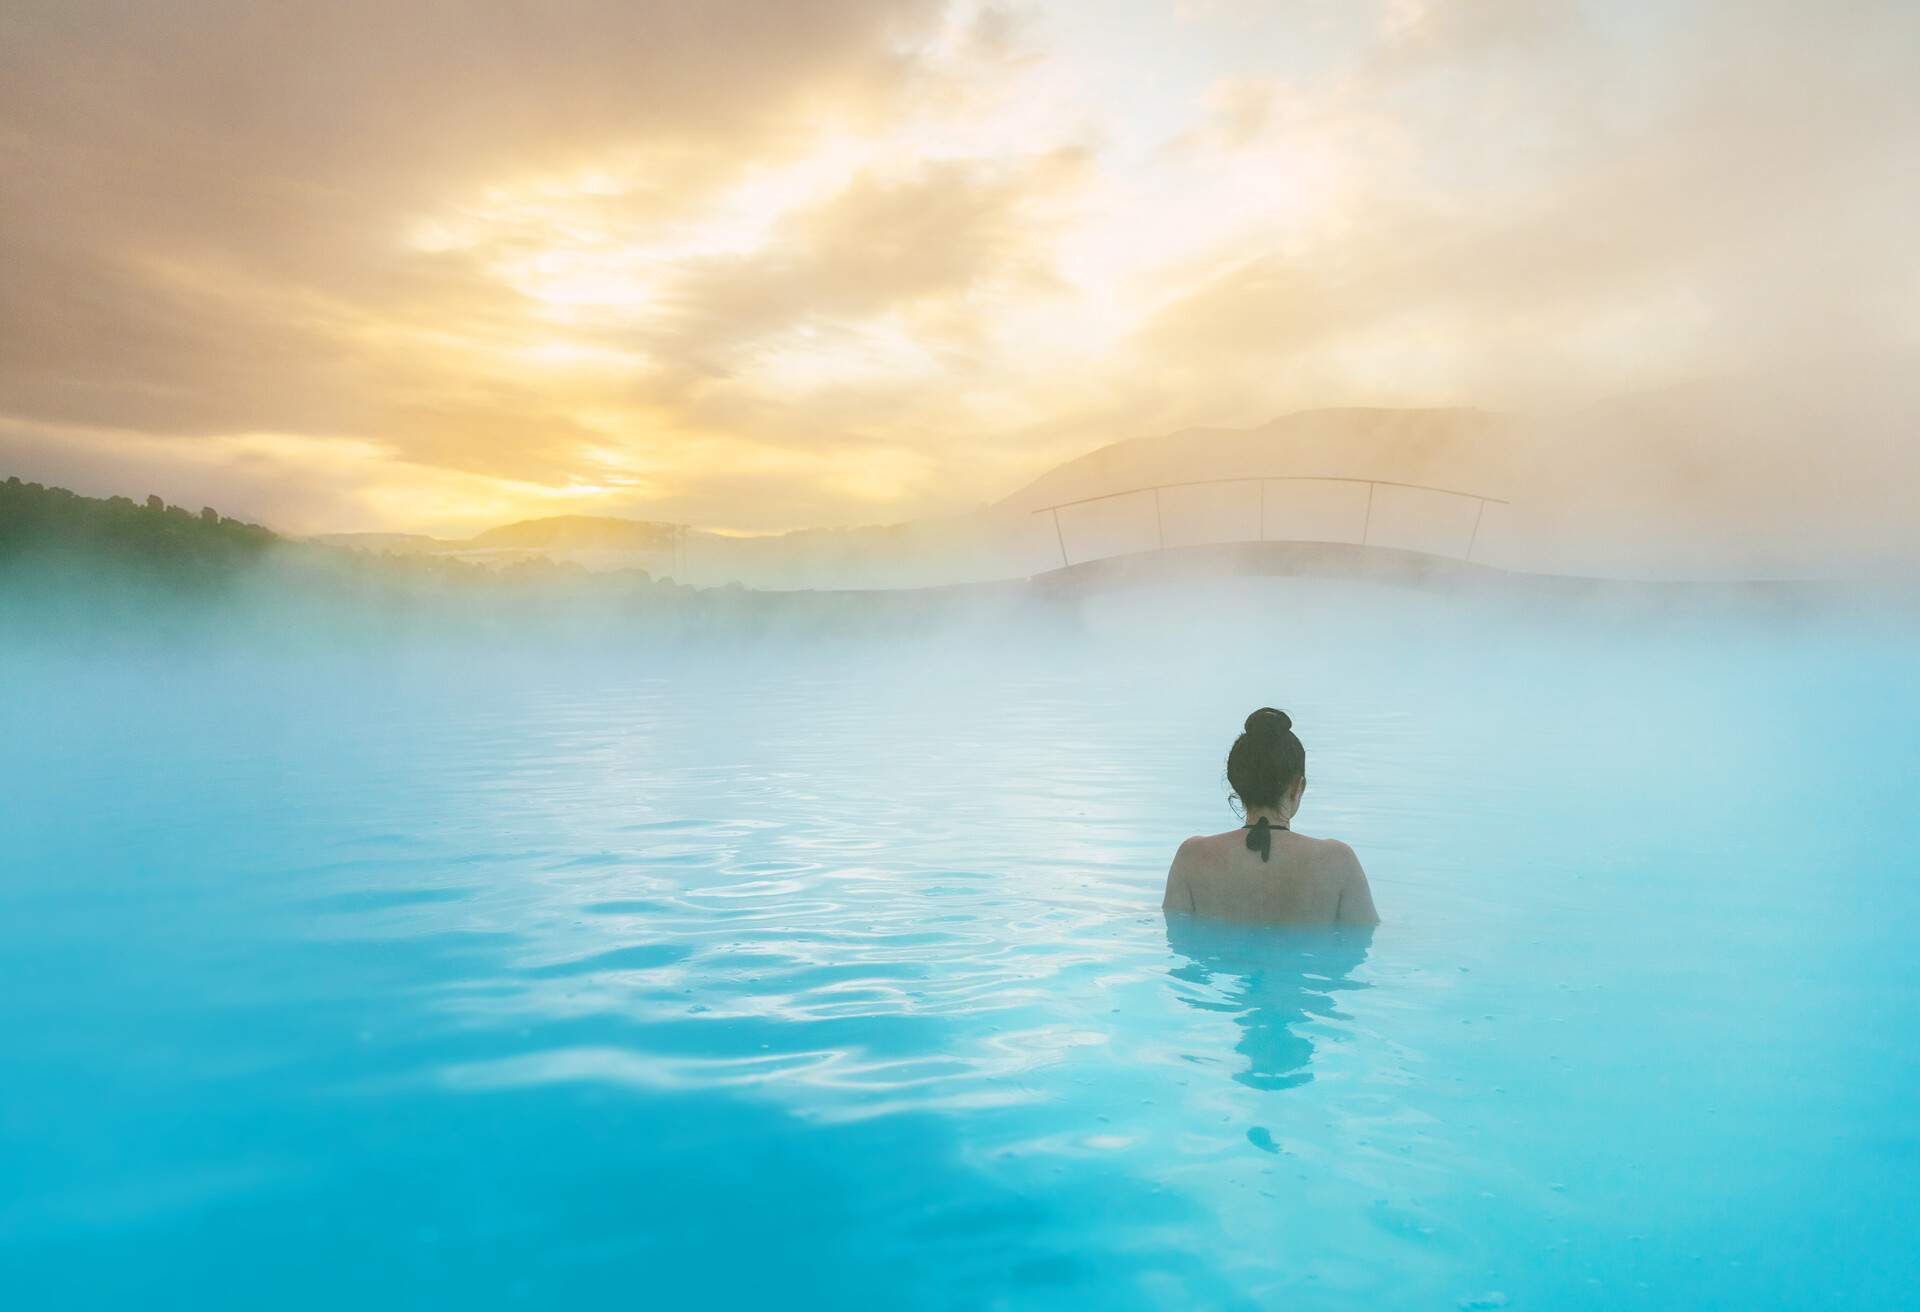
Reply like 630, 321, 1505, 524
1162, 824, 1376, 925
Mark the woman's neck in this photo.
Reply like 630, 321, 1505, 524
1244, 806, 1290, 829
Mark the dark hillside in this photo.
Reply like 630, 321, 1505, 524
1, 477, 280, 579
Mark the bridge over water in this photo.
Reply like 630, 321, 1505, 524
1029, 475, 1510, 572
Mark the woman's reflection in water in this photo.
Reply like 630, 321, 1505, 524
1163, 916, 1374, 1091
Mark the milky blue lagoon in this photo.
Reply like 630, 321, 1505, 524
5, 585, 1917, 1309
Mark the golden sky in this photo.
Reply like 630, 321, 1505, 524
2, 1, 1915, 535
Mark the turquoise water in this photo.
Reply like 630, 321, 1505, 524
4, 586, 1918, 1308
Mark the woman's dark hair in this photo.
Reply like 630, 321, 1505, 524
1226, 707, 1305, 812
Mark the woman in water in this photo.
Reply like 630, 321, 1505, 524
1162, 708, 1378, 925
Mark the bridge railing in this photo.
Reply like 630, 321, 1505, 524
1029, 475, 1510, 570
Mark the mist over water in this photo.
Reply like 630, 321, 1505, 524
4, 574, 1918, 1309
5, 0, 1919, 1300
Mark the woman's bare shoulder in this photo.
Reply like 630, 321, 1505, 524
1288, 832, 1364, 876
1293, 833, 1377, 919
1170, 834, 1209, 873
1174, 828, 1247, 865
1164, 835, 1224, 912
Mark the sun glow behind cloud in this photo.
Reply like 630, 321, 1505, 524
1, 0, 1915, 536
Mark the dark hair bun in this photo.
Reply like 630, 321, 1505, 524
1226, 706, 1306, 811
1245, 707, 1293, 736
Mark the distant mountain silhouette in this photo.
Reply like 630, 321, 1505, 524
313, 516, 684, 554
326, 408, 1527, 588
278, 409, 1531, 589
308, 531, 441, 554
465, 515, 681, 551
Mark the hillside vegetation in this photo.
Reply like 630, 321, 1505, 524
1, 477, 280, 577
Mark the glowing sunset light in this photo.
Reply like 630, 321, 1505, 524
1, 1, 1914, 538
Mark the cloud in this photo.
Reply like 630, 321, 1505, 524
623, 148, 1088, 384
0, 0, 965, 524
0, 0, 939, 398
1, 0, 1915, 536
1123, 0, 1920, 414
